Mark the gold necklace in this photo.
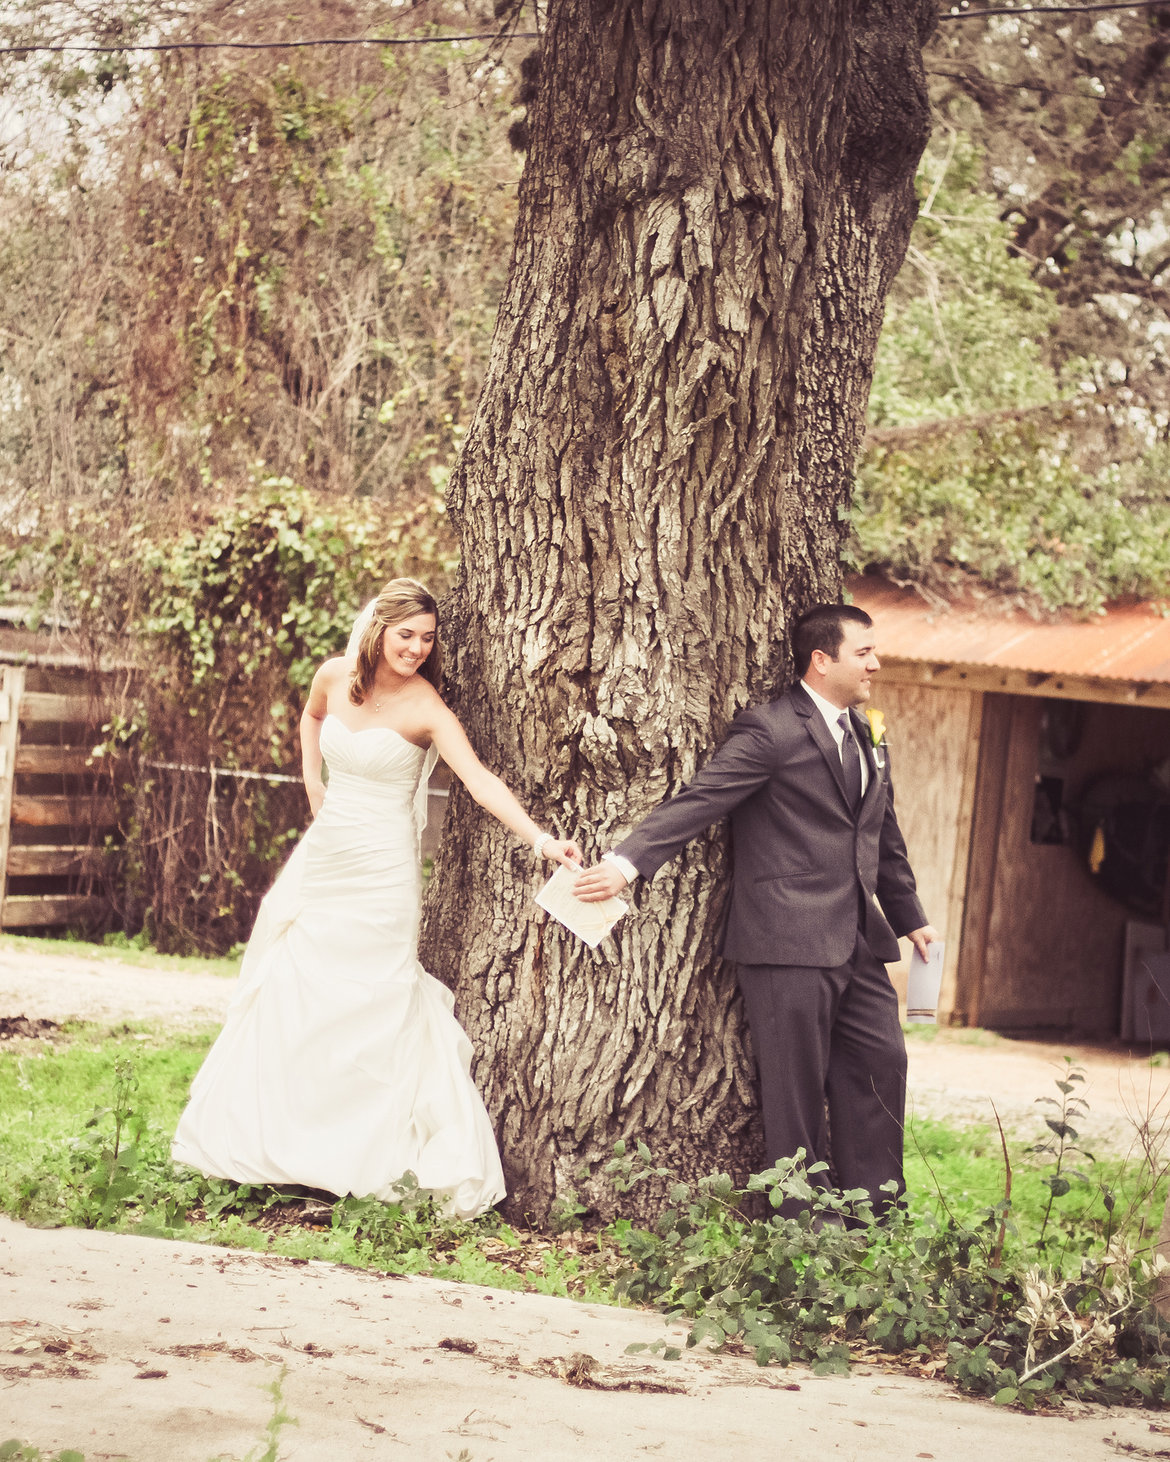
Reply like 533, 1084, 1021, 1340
371, 682, 404, 713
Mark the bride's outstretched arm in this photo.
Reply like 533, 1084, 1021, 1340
425, 696, 582, 868
299, 662, 337, 816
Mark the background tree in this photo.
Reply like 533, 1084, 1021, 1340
420, 0, 936, 1222
929, 0, 1170, 408
852, 128, 1170, 612
849, 3, 1170, 613
0, 1, 499, 949
0, 0, 520, 513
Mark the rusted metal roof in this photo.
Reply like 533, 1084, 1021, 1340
848, 576, 1170, 687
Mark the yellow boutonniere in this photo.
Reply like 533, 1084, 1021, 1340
864, 708, 887, 748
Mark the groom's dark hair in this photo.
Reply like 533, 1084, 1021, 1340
791, 604, 873, 678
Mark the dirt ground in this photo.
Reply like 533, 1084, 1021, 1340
4, 939, 1170, 1460
4, 936, 1169, 1152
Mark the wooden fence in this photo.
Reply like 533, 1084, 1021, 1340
0, 662, 113, 931
0, 627, 453, 936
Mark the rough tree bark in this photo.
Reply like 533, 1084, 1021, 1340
419, 0, 936, 1223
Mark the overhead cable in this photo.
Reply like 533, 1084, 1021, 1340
0, 3, 1167, 58
0, 30, 538, 56
941, 1, 1170, 18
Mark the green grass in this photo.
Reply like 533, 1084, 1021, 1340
0, 1022, 611, 1298
905, 1111, 1163, 1248
902, 1022, 1009, 1048
4, 1022, 1169, 1407
0, 1025, 209, 1156
1, 1022, 1164, 1276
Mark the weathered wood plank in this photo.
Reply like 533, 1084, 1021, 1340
14, 744, 101, 776
10, 794, 117, 829
1, 893, 105, 929
871, 682, 981, 1026
6, 844, 104, 877
942, 691, 985, 1026
879, 658, 1170, 711
955, 694, 1014, 1029
18, 691, 97, 724
0, 667, 25, 914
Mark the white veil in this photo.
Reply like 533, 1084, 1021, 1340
344, 595, 439, 846
346, 597, 377, 657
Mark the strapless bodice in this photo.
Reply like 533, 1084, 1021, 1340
320, 714, 426, 787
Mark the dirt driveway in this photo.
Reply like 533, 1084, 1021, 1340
4, 939, 1170, 1460
4, 935, 1169, 1151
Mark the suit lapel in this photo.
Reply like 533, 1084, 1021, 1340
792, 684, 852, 810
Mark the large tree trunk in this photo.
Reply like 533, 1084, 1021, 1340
420, 0, 935, 1224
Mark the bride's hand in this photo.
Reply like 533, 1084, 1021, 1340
542, 838, 583, 869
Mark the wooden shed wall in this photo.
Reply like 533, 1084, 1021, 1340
868, 679, 981, 1021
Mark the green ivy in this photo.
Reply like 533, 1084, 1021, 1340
2, 480, 455, 954
608, 1141, 1170, 1408
853, 132, 1170, 611
851, 428, 1170, 613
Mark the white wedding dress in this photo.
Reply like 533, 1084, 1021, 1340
171, 714, 506, 1220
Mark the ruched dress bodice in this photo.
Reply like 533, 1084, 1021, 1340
295, 718, 431, 962
172, 715, 505, 1218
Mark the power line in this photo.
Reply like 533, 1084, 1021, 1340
0, 30, 539, 57
941, 1, 1170, 17
927, 66, 1123, 94
0, 5, 1164, 55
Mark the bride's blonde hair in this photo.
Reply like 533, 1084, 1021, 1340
348, 578, 442, 707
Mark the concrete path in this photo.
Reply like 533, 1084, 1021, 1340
2, 1219, 1166, 1462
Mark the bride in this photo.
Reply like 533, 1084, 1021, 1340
171, 578, 581, 1219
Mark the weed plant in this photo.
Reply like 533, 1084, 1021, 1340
609, 1068, 1170, 1411
3, 1367, 296, 1462
3, 1026, 1170, 1407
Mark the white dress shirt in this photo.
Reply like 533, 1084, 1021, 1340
799, 680, 870, 797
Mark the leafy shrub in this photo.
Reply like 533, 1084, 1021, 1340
608, 1138, 1170, 1407
111, 482, 455, 952
853, 131, 1170, 613
851, 429, 1170, 613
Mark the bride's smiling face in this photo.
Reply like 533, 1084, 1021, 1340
381, 612, 437, 678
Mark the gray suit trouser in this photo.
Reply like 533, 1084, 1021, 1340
736, 930, 907, 1216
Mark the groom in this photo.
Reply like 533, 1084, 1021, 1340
574, 603, 938, 1215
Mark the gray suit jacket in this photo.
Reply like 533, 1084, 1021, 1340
615, 684, 926, 968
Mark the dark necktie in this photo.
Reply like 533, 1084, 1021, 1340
838, 712, 862, 810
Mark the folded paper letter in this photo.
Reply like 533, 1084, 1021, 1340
535, 865, 628, 948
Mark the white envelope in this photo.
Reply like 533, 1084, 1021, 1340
906, 940, 945, 1023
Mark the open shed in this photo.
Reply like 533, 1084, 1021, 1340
849, 577, 1170, 1039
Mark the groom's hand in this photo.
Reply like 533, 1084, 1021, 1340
574, 862, 629, 902
906, 924, 941, 961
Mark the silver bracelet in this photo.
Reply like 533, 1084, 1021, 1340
533, 832, 553, 859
